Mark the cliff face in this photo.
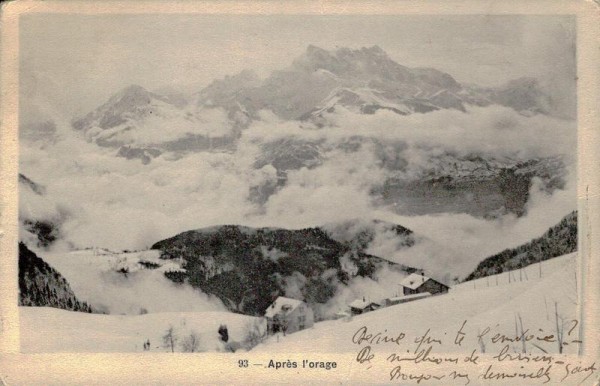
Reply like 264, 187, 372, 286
19, 242, 93, 313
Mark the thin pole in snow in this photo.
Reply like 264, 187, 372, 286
574, 270, 578, 304
519, 268, 522, 282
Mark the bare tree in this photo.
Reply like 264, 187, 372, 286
514, 314, 520, 353
162, 325, 178, 353
181, 330, 201, 353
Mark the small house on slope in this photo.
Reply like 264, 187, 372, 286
265, 296, 314, 335
349, 298, 381, 315
400, 273, 449, 296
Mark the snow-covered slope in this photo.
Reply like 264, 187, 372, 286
254, 253, 579, 354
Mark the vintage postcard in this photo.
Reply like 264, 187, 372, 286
0, 1, 598, 384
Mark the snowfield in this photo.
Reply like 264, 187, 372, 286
20, 308, 260, 353
20, 253, 580, 355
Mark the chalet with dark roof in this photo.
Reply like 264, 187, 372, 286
400, 273, 449, 296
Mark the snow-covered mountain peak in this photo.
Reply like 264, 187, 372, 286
72, 84, 175, 132
196, 69, 261, 107
111, 84, 153, 102
66, 44, 565, 174
98, 84, 171, 114
70, 83, 236, 154
293, 45, 411, 82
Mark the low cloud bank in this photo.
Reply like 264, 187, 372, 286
20, 103, 576, 310
39, 249, 227, 315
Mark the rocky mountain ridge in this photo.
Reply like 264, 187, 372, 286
71, 45, 557, 155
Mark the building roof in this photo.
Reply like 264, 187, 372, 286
387, 292, 432, 302
400, 273, 431, 290
349, 298, 378, 309
264, 296, 305, 318
335, 310, 351, 318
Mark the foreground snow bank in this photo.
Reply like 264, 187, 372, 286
20, 308, 259, 353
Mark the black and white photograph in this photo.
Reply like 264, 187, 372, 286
2, 3, 599, 384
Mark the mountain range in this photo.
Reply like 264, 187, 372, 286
72, 45, 557, 152
61, 45, 570, 218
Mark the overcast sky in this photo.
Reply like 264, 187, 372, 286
20, 14, 575, 122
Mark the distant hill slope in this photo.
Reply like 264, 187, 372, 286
19, 174, 63, 248
19, 242, 94, 313
151, 221, 416, 317
464, 211, 577, 281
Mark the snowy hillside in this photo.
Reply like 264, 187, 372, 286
254, 253, 579, 354
19, 243, 93, 313
150, 222, 416, 318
